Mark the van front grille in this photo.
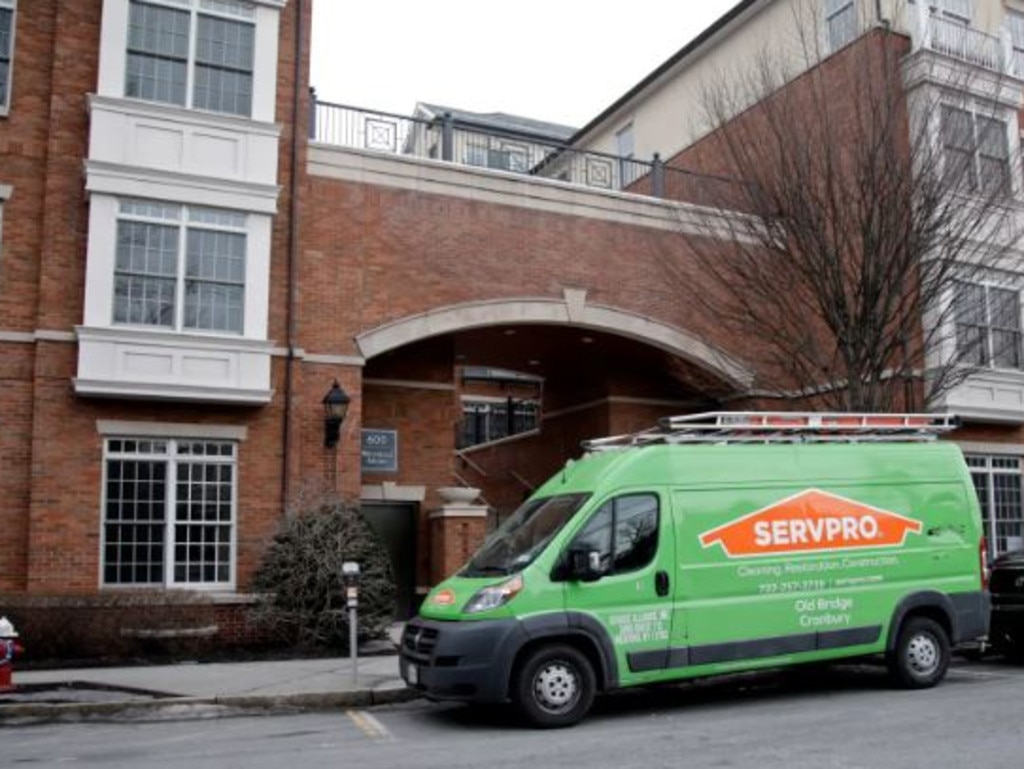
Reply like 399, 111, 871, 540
403, 624, 439, 662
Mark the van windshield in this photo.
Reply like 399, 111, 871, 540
461, 493, 590, 577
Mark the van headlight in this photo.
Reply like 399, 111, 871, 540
462, 574, 524, 614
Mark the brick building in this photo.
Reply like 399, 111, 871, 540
2, 0, 1024, 644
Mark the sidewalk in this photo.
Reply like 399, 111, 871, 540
0, 652, 417, 723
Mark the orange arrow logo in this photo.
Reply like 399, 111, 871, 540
699, 489, 922, 558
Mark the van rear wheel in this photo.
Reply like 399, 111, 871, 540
514, 644, 595, 728
888, 617, 950, 689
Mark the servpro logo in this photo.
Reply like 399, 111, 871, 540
699, 489, 922, 558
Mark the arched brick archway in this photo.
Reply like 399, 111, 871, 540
355, 293, 754, 391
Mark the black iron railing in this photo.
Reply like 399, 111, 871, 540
309, 98, 740, 204
310, 99, 654, 190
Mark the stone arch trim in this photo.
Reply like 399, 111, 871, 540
355, 297, 754, 391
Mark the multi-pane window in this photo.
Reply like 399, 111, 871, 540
967, 455, 1024, 559
824, 0, 857, 52
954, 282, 1022, 369
940, 106, 1009, 195
103, 438, 236, 587
126, 0, 255, 117
114, 199, 246, 333
1009, 11, 1024, 76
568, 495, 659, 576
615, 122, 639, 188
0, 0, 14, 113
460, 398, 539, 448
464, 139, 528, 172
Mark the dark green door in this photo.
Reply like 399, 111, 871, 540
361, 502, 417, 618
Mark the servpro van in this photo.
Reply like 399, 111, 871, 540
400, 412, 989, 727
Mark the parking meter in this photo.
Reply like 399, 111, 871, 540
342, 562, 360, 683
342, 561, 360, 608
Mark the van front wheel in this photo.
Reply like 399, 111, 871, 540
514, 644, 596, 728
888, 617, 950, 689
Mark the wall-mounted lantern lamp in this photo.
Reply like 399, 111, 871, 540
322, 379, 350, 448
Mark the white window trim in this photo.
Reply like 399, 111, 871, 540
958, 441, 1024, 456
939, 104, 1014, 197
965, 452, 1024, 558
97, 0, 282, 123
0, 0, 16, 116
954, 279, 1023, 370
97, 419, 248, 440
83, 194, 270, 341
113, 198, 248, 335
126, 0, 256, 117
823, 0, 857, 53
100, 433, 239, 590
615, 121, 636, 188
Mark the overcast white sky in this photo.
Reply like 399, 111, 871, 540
310, 1, 740, 129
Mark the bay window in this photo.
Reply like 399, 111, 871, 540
114, 199, 246, 334
126, 0, 255, 117
955, 282, 1022, 369
940, 106, 1009, 195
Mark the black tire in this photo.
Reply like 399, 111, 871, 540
989, 618, 1024, 663
513, 644, 596, 728
888, 617, 950, 689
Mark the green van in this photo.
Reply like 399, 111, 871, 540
399, 413, 989, 727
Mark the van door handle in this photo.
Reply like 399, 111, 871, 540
655, 570, 670, 597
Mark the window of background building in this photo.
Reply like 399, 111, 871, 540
615, 122, 636, 188
125, 0, 255, 117
954, 281, 1022, 369
1008, 10, 1024, 75
114, 199, 247, 333
967, 454, 1024, 559
0, 0, 15, 114
460, 398, 539, 447
824, 0, 857, 52
103, 437, 236, 587
940, 106, 1009, 195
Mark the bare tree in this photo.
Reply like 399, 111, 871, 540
661, 19, 1023, 412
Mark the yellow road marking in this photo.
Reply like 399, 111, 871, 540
346, 709, 394, 741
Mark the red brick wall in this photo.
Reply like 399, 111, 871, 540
0, 0, 317, 596
5, 2, 1024, 610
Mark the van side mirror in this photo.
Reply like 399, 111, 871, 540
569, 548, 604, 582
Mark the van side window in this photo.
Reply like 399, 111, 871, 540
613, 495, 659, 572
571, 494, 659, 576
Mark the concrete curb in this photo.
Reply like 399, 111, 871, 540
0, 685, 422, 723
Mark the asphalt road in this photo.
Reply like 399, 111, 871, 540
4, 658, 1022, 769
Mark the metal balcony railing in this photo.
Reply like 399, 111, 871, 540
929, 16, 1003, 71
308, 98, 743, 206
909, 4, 1020, 78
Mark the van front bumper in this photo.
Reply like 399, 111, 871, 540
399, 616, 525, 703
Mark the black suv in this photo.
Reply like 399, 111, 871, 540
989, 549, 1024, 661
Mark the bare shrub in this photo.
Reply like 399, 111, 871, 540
250, 498, 396, 650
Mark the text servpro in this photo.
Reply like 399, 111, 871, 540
755, 516, 879, 547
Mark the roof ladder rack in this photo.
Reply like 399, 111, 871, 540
582, 412, 958, 451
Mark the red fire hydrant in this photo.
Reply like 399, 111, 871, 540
0, 616, 23, 692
